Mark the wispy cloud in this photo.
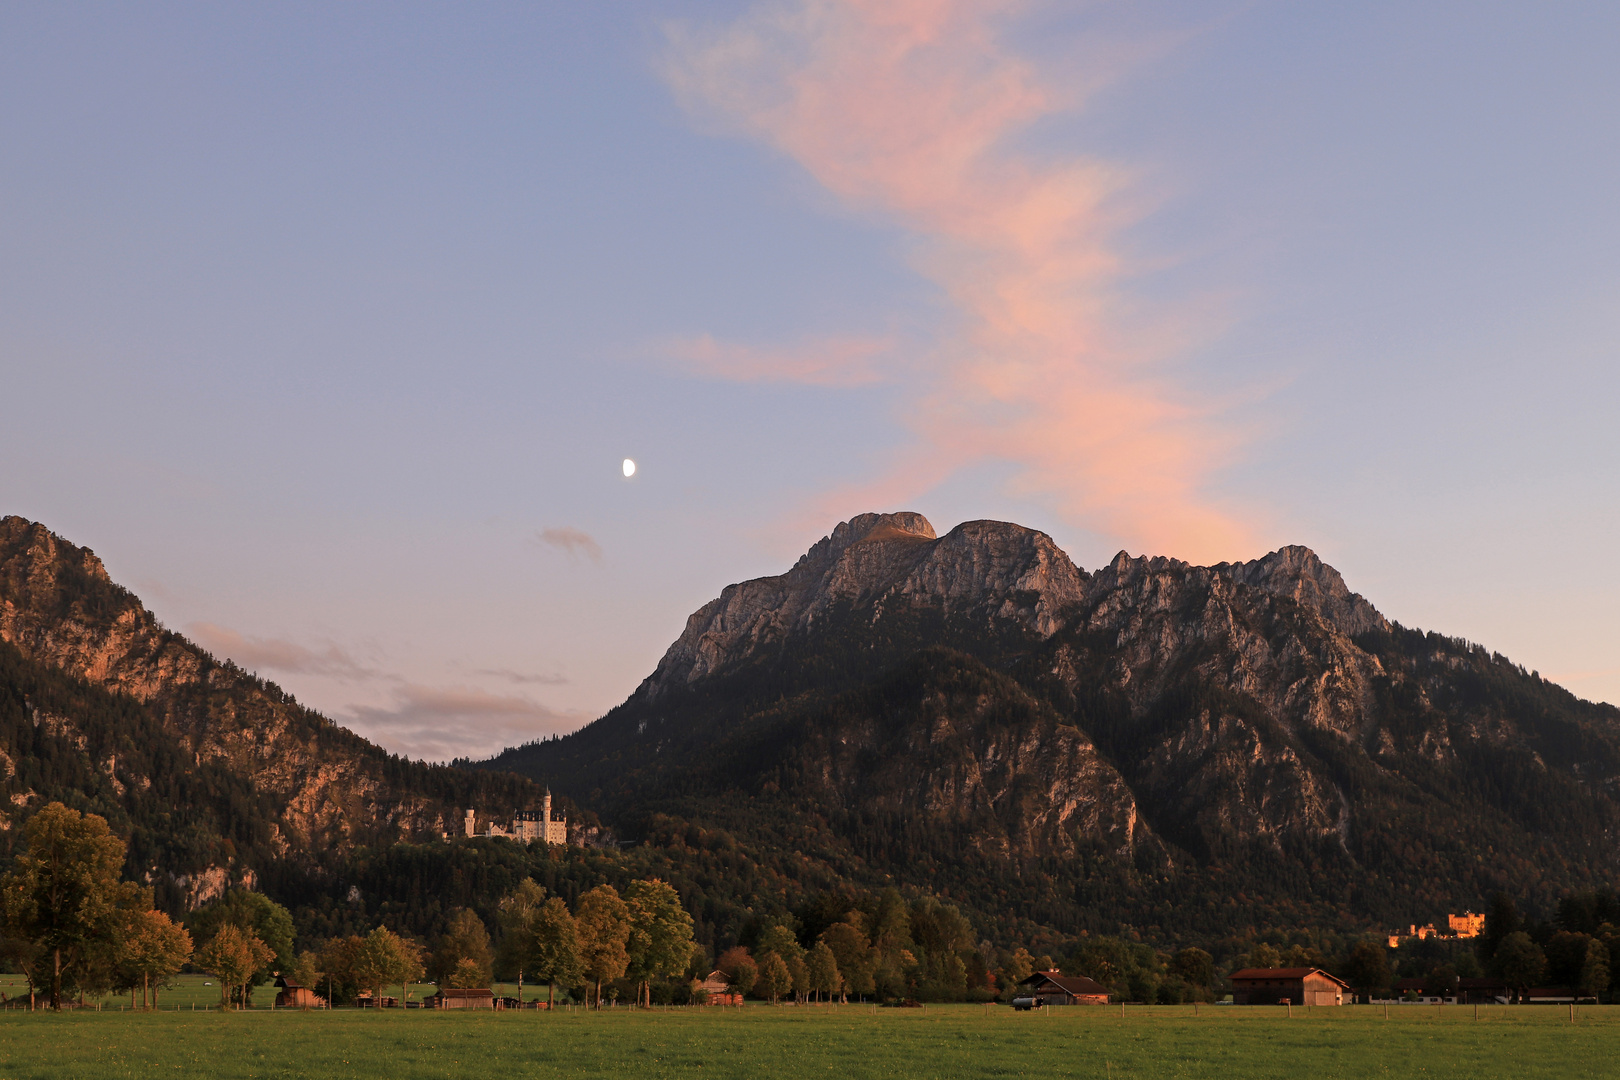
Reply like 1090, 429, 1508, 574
184, 621, 582, 761
473, 667, 568, 687
537, 526, 603, 562
186, 622, 377, 680
663, 0, 1254, 561
345, 684, 589, 762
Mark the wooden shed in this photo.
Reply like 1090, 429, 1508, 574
272, 976, 326, 1008
1016, 971, 1110, 1005
1229, 967, 1348, 1006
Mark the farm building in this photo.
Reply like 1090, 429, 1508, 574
425, 988, 496, 1009
272, 976, 326, 1008
1230, 968, 1348, 1005
1016, 971, 1110, 1005
692, 971, 743, 1006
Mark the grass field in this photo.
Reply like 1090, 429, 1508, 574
1, 1003, 1617, 1080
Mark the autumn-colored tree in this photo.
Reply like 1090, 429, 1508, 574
0, 803, 139, 1010
117, 908, 192, 1009
758, 951, 791, 1004
625, 879, 695, 1008
574, 884, 630, 1008
717, 946, 757, 997
496, 879, 548, 996
197, 923, 275, 1010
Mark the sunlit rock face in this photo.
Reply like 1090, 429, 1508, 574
492, 511, 1620, 926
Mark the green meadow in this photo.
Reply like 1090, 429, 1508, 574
1, 1003, 1617, 1080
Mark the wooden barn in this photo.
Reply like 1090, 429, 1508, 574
272, 976, 326, 1008
1016, 971, 1110, 1005
424, 988, 495, 1009
1230, 968, 1349, 1005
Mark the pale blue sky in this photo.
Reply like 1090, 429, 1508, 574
4, 2, 1616, 759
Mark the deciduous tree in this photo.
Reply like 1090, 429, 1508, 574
496, 878, 549, 996
117, 908, 192, 1009
625, 879, 694, 1008
528, 897, 583, 1010
197, 923, 275, 1010
1493, 931, 1547, 998
291, 950, 325, 1005
351, 927, 425, 1009
717, 946, 757, 998
429, 909, 493, 988
186, 890, 296, 1005
1342, 942, 1391, 1001
0, 803, 134, 1009
807, 941, 840, 1004
820, 918, 873, 1002
574, 884, 630, 1009
1578, 939, 1610, 995
758, 950, 791, 1004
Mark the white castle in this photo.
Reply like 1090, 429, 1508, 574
462, 790, 567, 845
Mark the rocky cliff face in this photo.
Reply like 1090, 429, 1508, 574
0, 516, 539, 901
490, 511, 1620, 931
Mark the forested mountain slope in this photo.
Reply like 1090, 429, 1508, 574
0, 516, 542, 909
484, 512, 1620, 937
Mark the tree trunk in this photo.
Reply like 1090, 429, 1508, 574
595, 978, 602, 1010
51, 948, 61, 1011
548, 981, 555, 1011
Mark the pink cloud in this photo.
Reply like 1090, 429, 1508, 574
186, 622, 376, 680
664, 0, 1255, 561
537, 526, 603, 562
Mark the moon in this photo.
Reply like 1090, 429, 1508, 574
622, 458, 636, 478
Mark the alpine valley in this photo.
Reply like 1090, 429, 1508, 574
3, 512, 1618, 953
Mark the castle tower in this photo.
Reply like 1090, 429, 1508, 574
544, 789, 566, 845
464, 808, 476, 838
543, 790, 552, 826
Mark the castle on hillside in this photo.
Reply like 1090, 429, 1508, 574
1387, 911, 1484, 948
461, 790, 568, 845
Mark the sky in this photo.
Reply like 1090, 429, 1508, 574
3, 1, 1617, 761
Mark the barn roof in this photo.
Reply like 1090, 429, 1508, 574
1229, 967, 1350, 987
1018, 970, 1110, 996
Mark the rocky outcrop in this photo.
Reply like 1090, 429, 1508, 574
644, 512, 1087, 695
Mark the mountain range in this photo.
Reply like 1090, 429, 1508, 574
482, 512, 1620, 938
4, 510, 1618, 946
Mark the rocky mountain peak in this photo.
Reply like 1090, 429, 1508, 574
1220, 544, 1387, 638
642, 512, 1085, 695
